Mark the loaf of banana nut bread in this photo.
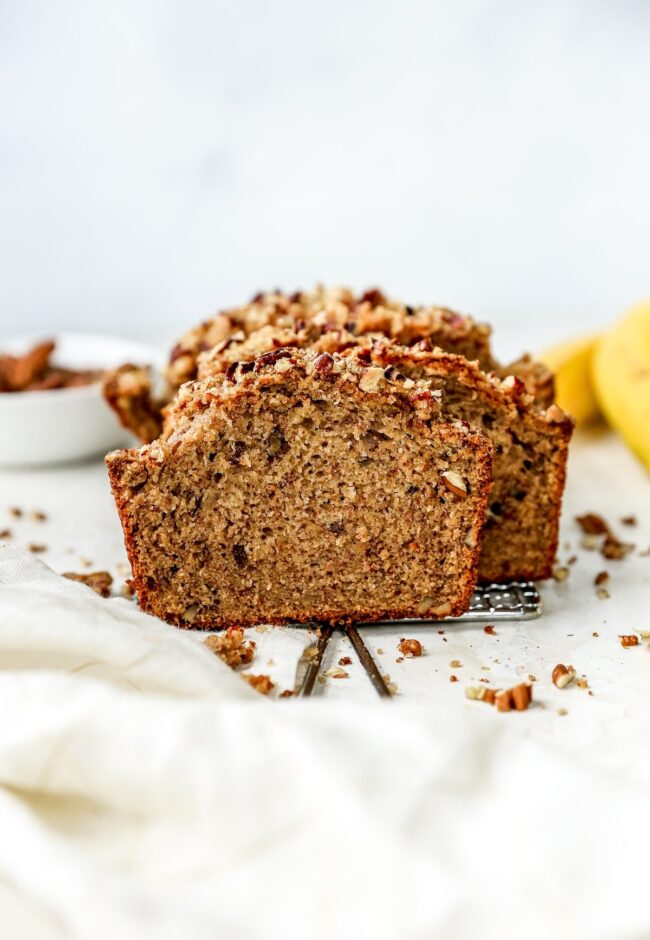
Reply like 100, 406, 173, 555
106, 349, 494, 628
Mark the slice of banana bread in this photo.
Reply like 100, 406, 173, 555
106, 349, 494, 628
194, 319, 570, 581
362, 345, 573, 582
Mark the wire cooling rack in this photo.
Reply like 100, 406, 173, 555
294, 581, 543, 698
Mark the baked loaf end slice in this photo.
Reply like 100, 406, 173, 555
103, 364, 166, 444
106, 349, 494, 629
365, 345, 573, 583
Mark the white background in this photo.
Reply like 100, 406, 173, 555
1, 0, 649, 360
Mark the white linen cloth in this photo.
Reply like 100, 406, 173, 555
0, 543, 649, 940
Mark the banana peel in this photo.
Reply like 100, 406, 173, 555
539, 332, 602, 426
592, 300, 650, 471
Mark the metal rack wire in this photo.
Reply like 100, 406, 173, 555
294, 581, 543, 698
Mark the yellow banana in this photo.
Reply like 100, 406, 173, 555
539, 332, 601, 426
592, 300, 650, 471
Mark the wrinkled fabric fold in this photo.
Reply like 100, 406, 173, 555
0, 546, 648, 940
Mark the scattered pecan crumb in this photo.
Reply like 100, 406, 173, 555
30, 510, 47, 522
449, 659, 462, 668
80, 557, 93, 568
528, 674, 537, 682
576, 513, 608, 535
552, 663, 576, 689
596, 588, 610, 600
204, 627, 256, 668
437, 629, 445, 635
567, 555, 578, 565
243, 674, 275, 695
0, 528, 12, 540
496, 683, 533, 712
279, 689, 294, 698
592, 631, 599, 638
450, 675, 458, 683
640, 631, 650, 641
398, 638, 422, 658
63, 570, 113, 598
601, 536, 634, 561
484, 625, 496, 635
576, 677, 589, 688
552, 565, 569, 582
396, 656, 404, 664
120, 581, 135, 598
27, 543, 47, 553
594, 571, 609, 586
465, 685, 497, 705
621, 515, 637, 526
8, 507, 23, 519
338, 656, 352, 667
376, 647, 384, 655
619, 635, 639, 649
557, 707, 568, 717
466, 683, 532, 711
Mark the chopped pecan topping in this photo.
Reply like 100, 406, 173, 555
313, 352, 334, 374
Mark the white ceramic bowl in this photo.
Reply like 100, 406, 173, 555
0, 333, 164, 467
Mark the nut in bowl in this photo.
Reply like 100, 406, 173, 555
0, 333, 164, 466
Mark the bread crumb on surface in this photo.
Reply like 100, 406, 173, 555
204, 628, 256, 668
242, 674, 275, 695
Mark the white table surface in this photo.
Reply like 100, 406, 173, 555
1, 429, 648, 753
